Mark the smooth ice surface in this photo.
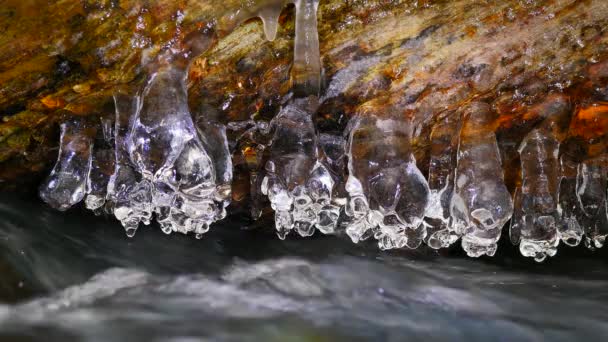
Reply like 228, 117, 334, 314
262, 102, 341, 238
85, 119, 115, 212
424, 114, 461, 249
510, 95, 570, 261
451, 102, 513, 258
107, 93, 153, 236
575, 160, 608, 249
39, 118, 93, 211
124, 64, 230, 237
292, 0, 321, 97
510, 129, 561, 262
557, 153, 585, 247
3, 195, 608, 341
345, 114, 429, 250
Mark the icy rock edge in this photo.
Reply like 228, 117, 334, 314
38, 1, 608, 260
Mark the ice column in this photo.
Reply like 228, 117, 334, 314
576, 157, 608, 249
558, 102, 608, 249
424, 113, 461, 249
85, 118, 115, 213
261, 0, 341, 239
107, 93, 153, 237
557, 144, 585, 246
450, 102, 513, 257
510, 98, 570, 261
39, 118, 94, 211
291, 0, 321, 97
262, 101, 342, 239
127, 63, 228, 238
344, 114, 430, 250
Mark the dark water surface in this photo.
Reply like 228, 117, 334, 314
1, 193, 608, 341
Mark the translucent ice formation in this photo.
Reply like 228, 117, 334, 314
344, 113, 430, 250
85, 118, 115, 213
424, 113, 461, 249
558, 103, 608, 249
125, 64, 230, 238
261, 99, 341, 239
259, 0, 340, 239
557, 144, 585, 247
291, 0, 321, 97
107, 93, 153, 237
576, 158, 608, 249
509, 98, 570, 261
510, 130, 560, 261
450, 102, 513, 257
39, 118, 94, 211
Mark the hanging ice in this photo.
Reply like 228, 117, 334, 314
107, 93, 153, 237
85, 118, 115, 213
510, 131, 560, 261
195, 116, 233, 219
261, 100, 341, 239
557, 102, 608, 250
39, 118, 94, 211
344, 114, 430, 250
424, 113, 461, 249
557, 145, 585, 247
450, 102, 513, 257
510, 98, 570, 261
258, 0, 340, 239
576, 158, 608, 249
124, 63, 230, 238
291, 0, 321, 97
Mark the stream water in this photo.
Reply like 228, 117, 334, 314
0, 193, 607, 341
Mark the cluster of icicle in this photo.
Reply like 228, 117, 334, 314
39, 0, 608, 262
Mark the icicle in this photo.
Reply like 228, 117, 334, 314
259, 0, 339, 239
128, 65, 195, 179
107, 93, 152, 237
125, 62, 230, 237
559, 102, 608, 249
257, 4, 283, 41
424, 113, 461, 249
344, 114, 430, 250
510, 130, 561, 261
39, 118, 94, 211
291, 0, 321, 97
450, 102, 513, 257
557, 144, 585, 246
224, 0, 291, 42
85, 118, 115, 213
196, 117, 233, 220
262, 102, 340, 238
510, 97, 570, 261
576, 158, 608, 249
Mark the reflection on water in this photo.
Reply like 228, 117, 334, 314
1, 193, 608, 341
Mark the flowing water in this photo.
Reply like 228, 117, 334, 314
1, 193, 608, 341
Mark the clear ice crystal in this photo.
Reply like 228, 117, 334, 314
424, 113, 461, 249
450, 102, 513, 257
56, 62, 231, 239
557, 152, 585, 246
85, 119, 115, 213
107, 93, 153, 236
292, 0, 321, 97
344, 114, 429, 250
85, 146, 114, 212
39, 118, 93, 211
128, 66, 194, 179
510, 129, 561, 262
120, 64, 231, 237
262, 102, 341, 238
575, 159, 608, 249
